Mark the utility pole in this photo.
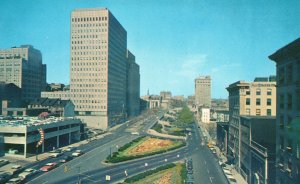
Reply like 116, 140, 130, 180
77, 166, 81, 184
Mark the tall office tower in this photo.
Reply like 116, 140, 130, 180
269, 38, 300, 184
70, 8, 127, 129
126, 50, 140, 117
0, 45, 46, 102
195, 76, 211, 107
226, 77, 276, 172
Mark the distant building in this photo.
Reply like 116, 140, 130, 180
27, 98, 75, 117
126, 50, 140, 117
160, 91, 172, 100
141, 95, 162, 109
0, 83, 22, 115
199, 107, 210, 123
195, 76, 211, 107
172, 95, 184, 101
187, 95, 195, 107
211, 109, 229, 122
269, 38, 300, 184
239, 116, 276, 184
0, 45, 46, 102
46, 83, 66, 91
226, 77, 276, 171
41, 90, 71, 100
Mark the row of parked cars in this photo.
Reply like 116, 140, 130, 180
186, 158, 194, 184
0, 147, 85, 184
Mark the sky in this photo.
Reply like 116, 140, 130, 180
1, 0, 300, 98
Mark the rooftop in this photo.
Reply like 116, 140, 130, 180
0, 116, 76, 128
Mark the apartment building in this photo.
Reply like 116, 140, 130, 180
195, 76, 211, 107
70, 8, 130, 129
226, 77, 276, 171
269, 38, 300, 184
126, 50, 140, 117
0, 45, 46, 102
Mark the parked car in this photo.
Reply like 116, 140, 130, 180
18, 168, 39, 180
8, 149, 19, 154
40, 162, 57, 172
50, 152, 63, 158
6, 177, 22, 184
72, 150, 83, 157
11, 165, 22, 169
0, 172, 12, 183
60, 156, 73, 163
0, 159, 9, 167
64, 146, 75, 152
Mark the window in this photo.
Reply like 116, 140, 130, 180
256, 89, 261, 95
256, 109, 261, 115
246, 108, 250, 115
287, 64, 293, 83
267, 109, 272, 116
278, 66, 285, 85
267, 98, 272, 106
246, 98, 250, 105
279, 95, 284, 110
256, 98, 261, 105
267, 89, 272, 95
287, 94, 292, 110
246, 91, 250, 95
280, 116, 284, 129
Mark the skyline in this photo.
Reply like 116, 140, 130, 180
1, 0, 300, 98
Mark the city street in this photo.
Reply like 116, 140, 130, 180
25, 114, 227, 184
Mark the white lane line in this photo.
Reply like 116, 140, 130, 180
210, 176, 213, 183
207, 168, 210, 174
205, 161, 206, 165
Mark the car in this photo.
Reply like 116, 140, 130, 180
0, 172, 12, 183
64, 146, 75, 152
40, 162, 58, 172
131, 132, 140, 135
18, 168, 39, 180
8, 149, 19, 154
50, 152, 63, 158
6, 177, 22, 184
60, 155, 73, 163
11, 165, 22, 169
72, 150, 83, 157
0, 159, 9, 167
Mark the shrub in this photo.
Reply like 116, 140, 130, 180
124, 163, 176, 183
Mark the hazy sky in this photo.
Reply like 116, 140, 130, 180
1, 0, 300, 98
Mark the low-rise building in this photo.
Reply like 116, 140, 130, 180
0, 117, 82, 158
199, 107, 210, 123
240, 116, 276, 184
41, 90, 71, 100
27, 98, 75, 117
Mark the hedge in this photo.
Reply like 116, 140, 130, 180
106, 139, 186, 163
124, 163, 176, 183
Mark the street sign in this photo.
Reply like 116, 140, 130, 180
105, 175, 111, 181
145, 163, 148, 167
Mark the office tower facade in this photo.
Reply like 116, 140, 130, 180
0, 45, 46, 102
126, 50, 140, 117
269, 38, 300, 184
195, 76, 211, 107
226, 78, 276, 172
70, 8, 128, 129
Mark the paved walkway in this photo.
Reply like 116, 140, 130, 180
147, 129, 186, 140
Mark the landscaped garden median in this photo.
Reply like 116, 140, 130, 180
105, 136, 186, 163
123, 163, 187, 184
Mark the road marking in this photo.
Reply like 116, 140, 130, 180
207, 168, 209, 174
210, 176, 213, 183
205, 161, 206, 165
